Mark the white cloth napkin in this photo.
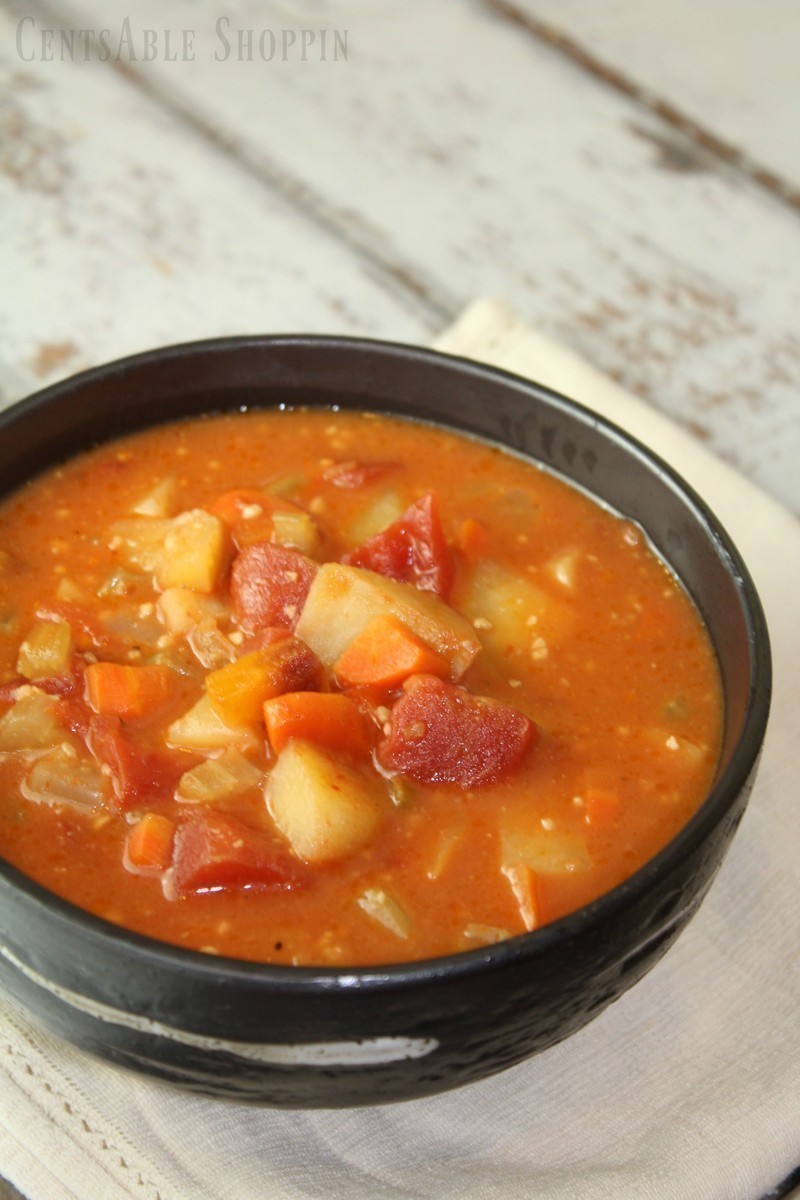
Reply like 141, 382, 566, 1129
1, 298, 798, 1200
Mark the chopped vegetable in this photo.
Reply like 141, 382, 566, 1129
343, 492, 454, 598
426, 822, 465, 880
157, 510, 231, 593
356, 887, 411, 939
644, 728, 708, 771
88, 715, 191, 808
55, 578, 87, 605
266, 473, 307, 499
187, 619, 237, 669
295, 563, 481, 681
460, 561, 570, 657
176, 752, 263, 803
206, 638, 325, 727
379, 675, 536, 786
157, 588, 228, 636
460, 923, 511, 947
501, 823, 591, 875
108, 517, 172, 573
169, 810, 301, 896
545, 549, 580, 590
230, 541, 318, 632
207, 488, 279, 546
263, 692, 372, 757
166, 694, 257, 752
266, 739, 384, 863
333, 613, 448, 689
21, 745, 112, 812
455, 517, 490, 561
0, 687, 67, 752
124, 812, 176, 873
16, 620, 74, 681
582, 787, 621, 827
131, 477, 177, 518
501, 863, 539, 932
346, 488, 405, 544
84, 662, 179, 720
109, 509, 231, 593
271, 510, 320, 557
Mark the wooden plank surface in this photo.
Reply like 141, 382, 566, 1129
0, 1, 432, 396
501, 0, 800, 197
1, 0, 798, 517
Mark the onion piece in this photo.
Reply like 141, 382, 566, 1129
356, 887, 411, 940
21, 745, 112, 812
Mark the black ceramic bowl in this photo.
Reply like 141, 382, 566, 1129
0, 336, 771, 1107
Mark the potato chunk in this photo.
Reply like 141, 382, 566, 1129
271, 510, 321, 557
266, 739, 383, 863
157, 588, 227, 636
16, 620, 73, 680
166, 694, 256, 752
109, 510, 231, 593
459, 561, 572, 659
156, 510, 231, 593
131, 476, 178, 518
295, 563, 480, 682
346, 489, 404, 544
0, 688, 68, 753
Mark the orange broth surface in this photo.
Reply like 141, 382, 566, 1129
0, 409, 723, 966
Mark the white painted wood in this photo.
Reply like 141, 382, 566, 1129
506, 0, 800, 193
0, 4, 430, 396
1, 0, 798, 515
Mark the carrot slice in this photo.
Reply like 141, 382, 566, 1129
263, 692, 372, 757
333, 614, 447, 689
84, 662, 178, 720
583, 787, 622, 827
207, 488, 310, 548
125, 812, 176, 873
206, 639, 324, 726
456, 517, 490, 560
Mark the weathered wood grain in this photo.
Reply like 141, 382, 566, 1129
1, 0, 798, 514
496, 0, 800, 200
0, 2, 432, 402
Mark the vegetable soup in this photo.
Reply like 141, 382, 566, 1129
0, 409, 723, 966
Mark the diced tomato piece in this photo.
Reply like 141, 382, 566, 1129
342, 493, 454, 598
230, 542, 318, 632
170, 810, 303, 895
87, 715, 192, 809
321, 460, 399, 489
379, 675, 536, 787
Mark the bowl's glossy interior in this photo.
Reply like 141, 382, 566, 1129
0, 336, 771, 1106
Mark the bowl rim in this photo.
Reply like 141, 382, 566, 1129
0, 333, 773, 993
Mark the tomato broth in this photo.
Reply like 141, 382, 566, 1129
0, 409, 723, 966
